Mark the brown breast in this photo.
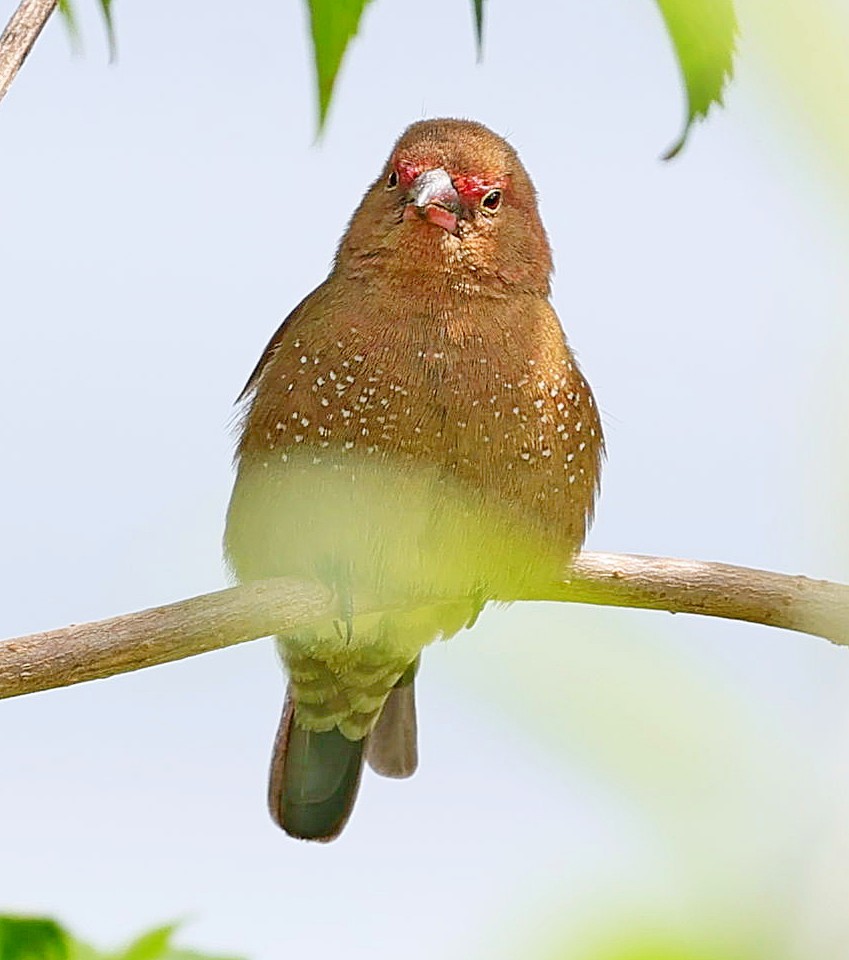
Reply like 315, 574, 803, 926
239, 279, 603, 552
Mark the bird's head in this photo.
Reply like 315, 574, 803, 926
337, 119, 553, 295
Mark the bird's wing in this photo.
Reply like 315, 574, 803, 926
235, 283, 325, 404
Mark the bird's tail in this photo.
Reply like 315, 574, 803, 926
268, 659, 420, 840
367, 659, 419, 778
268, 689, 366, 842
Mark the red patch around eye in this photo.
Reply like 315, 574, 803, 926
452, 174, 503, 204
395, 158, 421, 189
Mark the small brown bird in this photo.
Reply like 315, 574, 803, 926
225, 118, 603, 841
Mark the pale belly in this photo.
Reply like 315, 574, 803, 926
224, 447, 571, 736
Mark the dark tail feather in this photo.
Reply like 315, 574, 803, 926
268, 688, 365, 842
367, 662, 419, 779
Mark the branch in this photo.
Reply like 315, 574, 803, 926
0, 0, 56, 105
1, 552, 847, 700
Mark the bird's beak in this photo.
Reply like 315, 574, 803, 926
403, 168, 462, 235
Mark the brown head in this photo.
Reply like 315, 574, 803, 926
336, 119, 553, 296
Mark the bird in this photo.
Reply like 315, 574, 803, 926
224, 118, 604, 841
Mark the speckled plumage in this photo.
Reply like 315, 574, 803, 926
225, 119, 603, 839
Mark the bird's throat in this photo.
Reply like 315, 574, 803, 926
403, 203, 459, 235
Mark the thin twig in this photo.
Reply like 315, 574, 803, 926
0, 0, 56, 105
1, 552, 847, 701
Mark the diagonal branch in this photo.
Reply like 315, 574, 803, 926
1, 552, 847, 701
0, 0, 56, 105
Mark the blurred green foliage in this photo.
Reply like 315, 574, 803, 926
55, 0, 114, 58
655, 0, 738, 157
0, 917, 69, 960
0, 917, 244, 960
53, 0, 738, 155
577, 935, 760, 960
305, 0, 372, 128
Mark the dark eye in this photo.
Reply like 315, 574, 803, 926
386, 170, 399, 190
481, 189, 502, 213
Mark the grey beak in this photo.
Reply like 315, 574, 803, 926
407, 168, 461, 213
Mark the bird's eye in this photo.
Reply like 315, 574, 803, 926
481, 189, 502, 213
386, 170, 399, 190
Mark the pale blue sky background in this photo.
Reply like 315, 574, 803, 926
2, 0, 849, 957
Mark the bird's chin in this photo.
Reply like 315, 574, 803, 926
403, 203, 459, 236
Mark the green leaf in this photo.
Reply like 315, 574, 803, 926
113, 923, 244, 960
471, 0, 485, 60
0, 916, 70, 960
306, 0, 373, 131
655, 0, 738, 159
0, 917, 244, 960
115, 924, 179, 960
56, 0, 80, 47
54, 0, 115, 59
98, 0, 117, 62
